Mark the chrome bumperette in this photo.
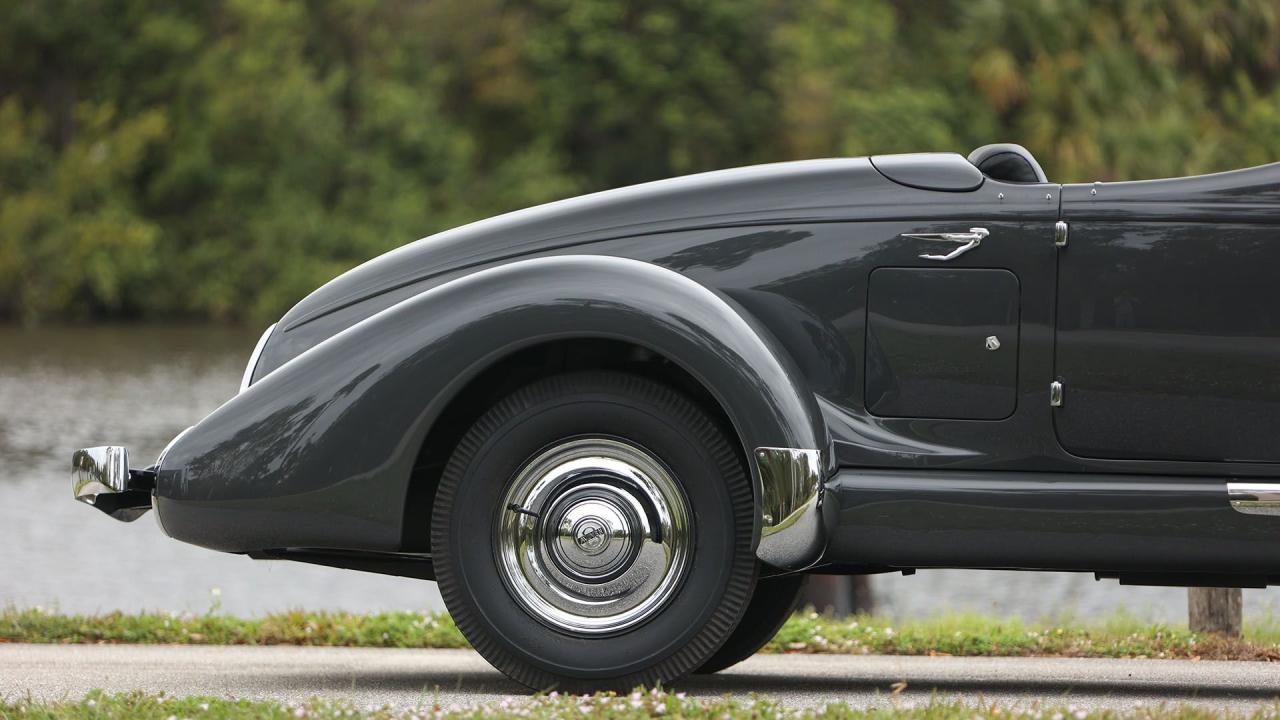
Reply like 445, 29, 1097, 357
1228, 482, 1280, 516
754, 447, 825, 569
72, 446, 130, 501
239, 323, 277, 393
72, 446, 151, 522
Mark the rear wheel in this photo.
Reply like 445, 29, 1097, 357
431, 371, 757, 691
694, 573, 806, 673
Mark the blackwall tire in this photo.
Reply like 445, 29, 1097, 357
694, 572, 806, 673
431, 371, 757, 692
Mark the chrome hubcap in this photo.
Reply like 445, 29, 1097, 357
496, 438, 692, 635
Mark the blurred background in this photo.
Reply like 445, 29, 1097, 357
2, 0, 1279, 619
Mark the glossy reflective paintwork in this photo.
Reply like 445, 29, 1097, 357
602, 188, 1061, 473
157, 256, 824, 552
154, 153, 1280, 577
827, 469, 1280, 576
865, 268, 1019, 420
1057, 165, 1280, 463
265, 159, 884, 343
870, 153, 986, 192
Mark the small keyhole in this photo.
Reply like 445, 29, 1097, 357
985, 336, 1001, 351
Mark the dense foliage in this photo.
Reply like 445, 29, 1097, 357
2, 0, 1278, 323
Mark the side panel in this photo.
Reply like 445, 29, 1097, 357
600, 178, 1061, 471
1056, 166, 1280, 463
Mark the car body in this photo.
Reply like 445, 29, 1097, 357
73, 145, 1280, 689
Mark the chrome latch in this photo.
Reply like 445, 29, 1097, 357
1054, 221, 1068, 248
1049, 380, 1064, 407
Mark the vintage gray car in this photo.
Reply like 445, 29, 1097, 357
73, 144, 1280, 690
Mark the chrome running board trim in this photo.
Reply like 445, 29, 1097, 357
1228, 482, 1280, 516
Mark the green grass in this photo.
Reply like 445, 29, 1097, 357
1, 690, 1278, 720
3, 608, 1279, 661
0, 609, 467, 649
767, 611, 1280, 660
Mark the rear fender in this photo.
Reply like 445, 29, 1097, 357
155, 256, 829, 568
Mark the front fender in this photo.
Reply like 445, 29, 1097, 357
155, 255, 829, 567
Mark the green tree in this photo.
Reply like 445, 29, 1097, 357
1, 0, 1278, 323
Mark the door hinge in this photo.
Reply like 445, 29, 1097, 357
1049, 380, 1064, 407
1054, 220, 1068, 247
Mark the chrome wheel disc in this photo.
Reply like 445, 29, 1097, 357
496, 437, 693, 635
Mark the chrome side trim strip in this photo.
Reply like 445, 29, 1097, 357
754, 447, 825, 569
1228, 482, 1280, 516
239, 322, 277, 393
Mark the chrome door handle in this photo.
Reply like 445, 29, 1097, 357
903, 227, 988, 261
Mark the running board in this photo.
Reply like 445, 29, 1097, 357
824, 469, 1280, 583
249, 548, 435, 580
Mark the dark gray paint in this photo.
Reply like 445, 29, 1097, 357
1056, 168, 1280, 463
827, 469, 1280, 578
156, 256, 824, 552
150, 153, 1280, 577
871, 153, 986, 192
865, 268, 1019, 420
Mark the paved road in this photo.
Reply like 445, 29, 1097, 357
1, 645, 1278, 712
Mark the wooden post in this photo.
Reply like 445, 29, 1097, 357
1188, 586, 1242, 637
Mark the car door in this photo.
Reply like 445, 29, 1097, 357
1054, 164, 1280, 463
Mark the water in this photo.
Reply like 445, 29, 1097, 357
0, 325, 441, 617
0, 326, 1274, 620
